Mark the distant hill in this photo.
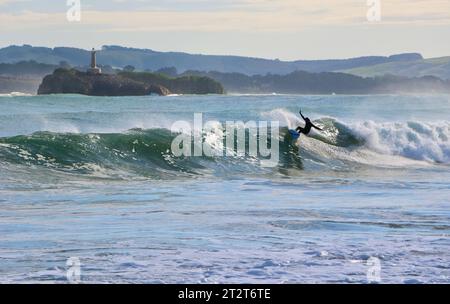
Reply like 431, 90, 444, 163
0, 60, 59, 77
0, 61, 64, 93
181, 70, 450, 94
0, 45, 426, 76
0, 76, 41, 94
292, 53, 423, 73
340, 57, 450, 80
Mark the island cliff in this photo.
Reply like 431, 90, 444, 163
38, 68, 224, 96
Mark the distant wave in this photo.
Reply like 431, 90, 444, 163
0, 92, 33, 97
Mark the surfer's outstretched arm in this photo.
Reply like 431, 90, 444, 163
299, 110, 306, 121
311, 123, 323, 131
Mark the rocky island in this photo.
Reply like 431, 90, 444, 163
37, 49, 224, 96
38, 69, 224, 96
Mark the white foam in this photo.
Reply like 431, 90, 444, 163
351, 121, 450, 163
299, 136, 428, 168
0, 92, 33, 97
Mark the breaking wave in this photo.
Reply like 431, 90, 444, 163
0, 110, 448, 180
266, 108, 450, 164
0, 128, 299, 179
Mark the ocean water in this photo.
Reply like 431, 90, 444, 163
0, 94, 449, 283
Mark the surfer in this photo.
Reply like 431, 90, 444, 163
296, 110, 323, 135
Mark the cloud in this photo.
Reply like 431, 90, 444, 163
1, 0, 449, 34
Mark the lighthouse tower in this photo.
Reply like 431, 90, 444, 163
87, 48, 102, 75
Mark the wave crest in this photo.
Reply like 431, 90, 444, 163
0, 113, 448, 180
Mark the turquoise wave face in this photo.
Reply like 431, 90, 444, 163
0, 128, 305, 179
0, 129, 198, 178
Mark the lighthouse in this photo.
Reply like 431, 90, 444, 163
87, 48, 102, 75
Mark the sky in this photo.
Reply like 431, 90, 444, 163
0, 0, 449, 60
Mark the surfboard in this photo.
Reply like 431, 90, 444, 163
288, 129, 301, 140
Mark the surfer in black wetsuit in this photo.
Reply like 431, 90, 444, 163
296, 110, 323, 135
